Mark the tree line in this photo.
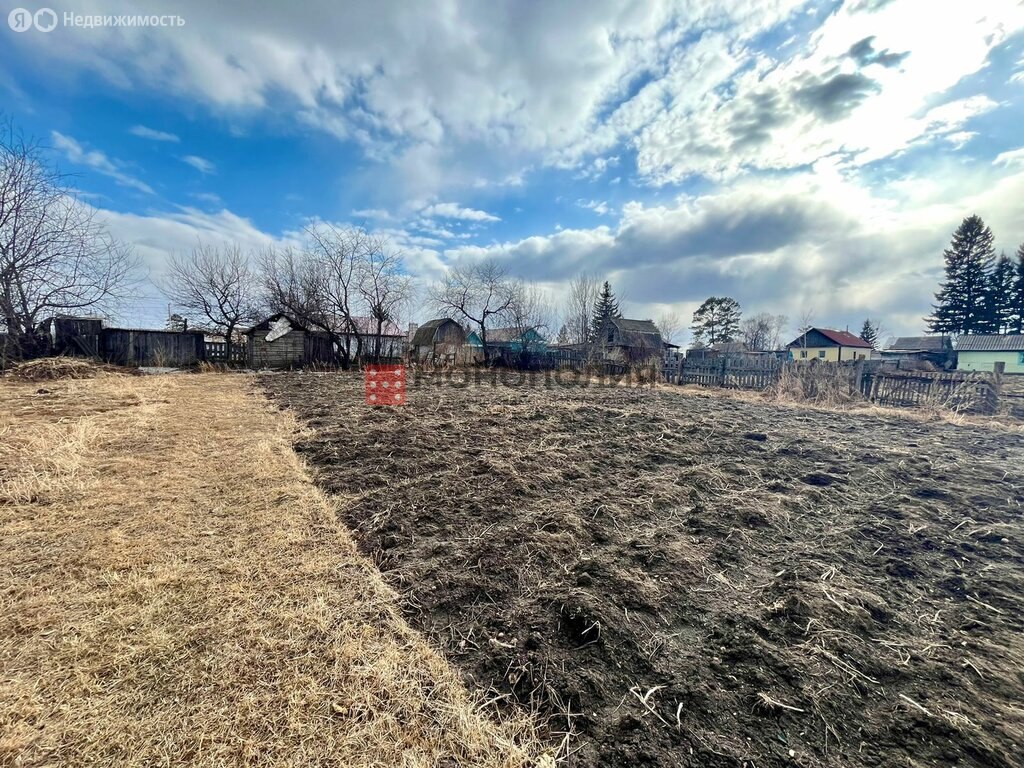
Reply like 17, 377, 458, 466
5, 115, 1023, 369
927, 214, 1024, 336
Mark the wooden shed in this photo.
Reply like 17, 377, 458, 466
246, 313, 309, 369
409, 318, 466, 363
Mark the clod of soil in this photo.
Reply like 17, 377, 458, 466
263, 371, 1024, 768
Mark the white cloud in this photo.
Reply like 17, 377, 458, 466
421, 202, 500, 222
578, 199, 613, 216
994, 147, 1024, 167
438, 165, 1024, 336
182, 155, 216, 174
129, 125, 180, 142
191, 191, 222, 205
623, 1, 1023, 183
51, 131, 154, 194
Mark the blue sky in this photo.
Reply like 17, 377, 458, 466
3, 0, 1024, 341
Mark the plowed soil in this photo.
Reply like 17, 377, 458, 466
262, 371, 1024, 768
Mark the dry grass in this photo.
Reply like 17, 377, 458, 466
4, 357, 144, 381
767, 361, 861, 406
674, 372, 1024, 434
0, 373, 544, 767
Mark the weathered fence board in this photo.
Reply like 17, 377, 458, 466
204, 341, 248, 364
866, 370, 1000, 414
664, 357, 1005, 415
102, 328, 205, 367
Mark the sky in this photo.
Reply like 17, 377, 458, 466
3, 0, 1024, 344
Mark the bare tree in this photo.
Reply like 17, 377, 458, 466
161, 243, 260, 355
305, 224, 365, 363
655, 311, 682, 346
0, 120, 135, 360
740, 312, 788, 351
261, 226, 412, 367
430, 259, 516, 362
565, 272, 600, 345
357, 236, 413, 361
506, 281, 555, 367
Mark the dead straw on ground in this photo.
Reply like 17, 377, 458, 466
0, 373, 545, 767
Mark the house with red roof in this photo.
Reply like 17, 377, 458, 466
786, 327, 873, 363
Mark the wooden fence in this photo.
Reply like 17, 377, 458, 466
865, 369, 1000, 414
537, 348, 629, 376
663, 356, 1006, 415
204, 341, 248, 364
102, 328, 205, 367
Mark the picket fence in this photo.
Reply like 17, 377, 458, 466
662, 356, 1006, 415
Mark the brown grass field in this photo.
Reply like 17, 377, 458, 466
261, 370, 1024, 768
0, 371, 543, 767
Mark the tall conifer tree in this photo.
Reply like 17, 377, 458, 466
927, 215, 995, 335
590, 281, 621, 342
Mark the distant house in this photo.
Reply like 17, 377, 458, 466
466, 327, 547, 362
956, 334, 1024, 375
786, 327, 872, 362
881, 336, 954, 368
603, 318, 663, 362
409, 318, 467, 363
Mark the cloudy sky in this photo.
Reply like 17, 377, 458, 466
4, 0, 1024, 342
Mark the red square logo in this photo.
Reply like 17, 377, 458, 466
365, 364, 406, 406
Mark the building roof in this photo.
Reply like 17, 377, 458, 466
612, 317, 660, 335
410, 318, 460, 347
245, 313, 308, 334
956, 334, 1024, 352
885, 335, 951, 352
608, 317, 662, 349
787, 327, 872, 349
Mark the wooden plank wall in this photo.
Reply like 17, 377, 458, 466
101, 328, 205, 367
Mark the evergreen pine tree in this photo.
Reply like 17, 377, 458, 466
859, 319, 879, 348
927, 215, 995, 335
691, 297, 742, 346
1011, 244, 1024, 334
556, 323, 570, 345
981, 253, 1015, 334
590, 281, 621, 342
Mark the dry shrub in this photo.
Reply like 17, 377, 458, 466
0, 374, 544, 767
768, 363, 861, 406
629, 364, 663, 385
6, 357, 139, 381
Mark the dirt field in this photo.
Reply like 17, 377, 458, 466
262, 371, 1024, 768
0, 371, 540, 767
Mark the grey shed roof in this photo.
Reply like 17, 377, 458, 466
956, 334, 1024, 352
612, 317, 660, 335
885, 336, 951, 352
410, 318, 459, 347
